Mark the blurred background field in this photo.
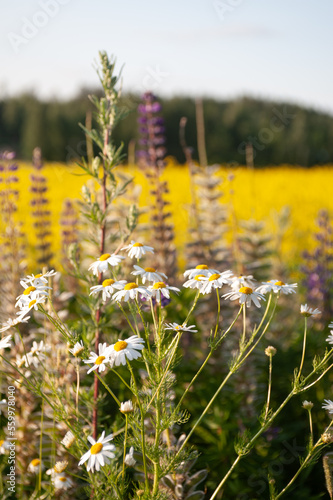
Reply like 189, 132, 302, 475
3, 160, 333, 273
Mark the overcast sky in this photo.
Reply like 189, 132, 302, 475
1, 0, 332, 114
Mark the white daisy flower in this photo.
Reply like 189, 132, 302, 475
0, 439, 10, 454
329, 321, 333, 329
0, 399, 7, 416
322, 399, 333, 416
256, 280, 297, 295
28, 459, 45, 474
326, 331, 333, 345
121, 241, 154, 259
183, 265, 220, 280
17, 296, 47, 316
120, 400, 134, 414
53, 474, 74, 490
300, 304, 321, 317
90, 278, 126, 302
88, 253, 125, 276
0, 334, 12, 350
223, 286, 265, 308
124, 446, 136, 467
0, 314, 30, 333
148, 282, 180, 303
16, 354, 30, 369
109, 335, 145, 367
69, 341, 85, 357
131, 265, 167, 284
20, 270, 57, 287
230, 274, 256, 291
164, 323, 198, 333
200, 271, 233, 295
61, 431, 76, 449
15, 285, 49, 309
83, 343, 112, 374
112, 283, 152, 302
78, 431, 116, 472
183, 274, 207, 292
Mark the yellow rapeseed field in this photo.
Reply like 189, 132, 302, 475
2, 161, 333, 270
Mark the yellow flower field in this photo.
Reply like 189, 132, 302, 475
2, 161, 333, 270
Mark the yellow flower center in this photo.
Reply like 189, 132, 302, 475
0, 440, 4, 446
114, 341, 128, 352
275, 281, 285, 286
133, 243, 143, 247
95, 356, 105, 365
124, 283, 138, 290
145, 267, 156, 272
103, 279, 115, 287
239, 286, 253, 295
59, 477, 67, 482
90, 442, 103, 455
31, 459, 40, 466
29, 300, 37, 308
196, 265, 208, 270
23, 286, 36, 295
35, 274, 42, 278
209, 273, 220, 281
99, 253, 111, 261
152, 282, 166, 289
194, 274, 205, 281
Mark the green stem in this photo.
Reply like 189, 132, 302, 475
95, 372, 120, 406
241, 303, 246, 346
127, 363, 149, 493
122, 414, 128, 495
297, 317, 307, 381
264, 354, 273, 421
214, 289, 220, 339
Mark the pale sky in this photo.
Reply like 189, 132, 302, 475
1, 0, 333, 114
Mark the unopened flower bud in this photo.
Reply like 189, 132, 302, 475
322, 430, 333, 444
120, 400, 133, 414
302, 400, 314, 410
265, 346, 277, 357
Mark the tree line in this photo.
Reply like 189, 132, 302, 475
0, 90, 332, 166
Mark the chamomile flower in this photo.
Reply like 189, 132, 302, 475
21, 270, 57, 287
0, 314, 30, 333
223, 286, 265, 308
78, 431, 115, 472
61, 431, 76, 449
322, 399, 333, 416
148, 282, 180, 302
109, 335, 145, 367
90, 278, 126, 302
300, 304, 321, 317
183, 265, 219, 280
15, 285, 49, 309
112, 283, 152, 302
230, 274, 256, 291
18, 296, 47, 315
120, 400, 134, 414
131, 265, 167, 284
200, 271, 233, 295
326, 331, 333, 345
121, 241, 154, 259
164, 323, 198, 333
88, 253, 124, 276
124, 446, 136, 467
256, 280, 297, 295
0, 335, 12, 350
183, 274, 207, 292
0, 439, 10, 454
83, 343, 112, 374
53, 474, 74, 490
69, 341, 85, 357
28, 459, 45, 474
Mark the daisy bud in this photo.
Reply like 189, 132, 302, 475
124, 446, 136, 467
120, 400, 134, 414
54, 460, 68, 473
265, 346, 277, 357
322, 431, 333, 444
302, 400, 314, 410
